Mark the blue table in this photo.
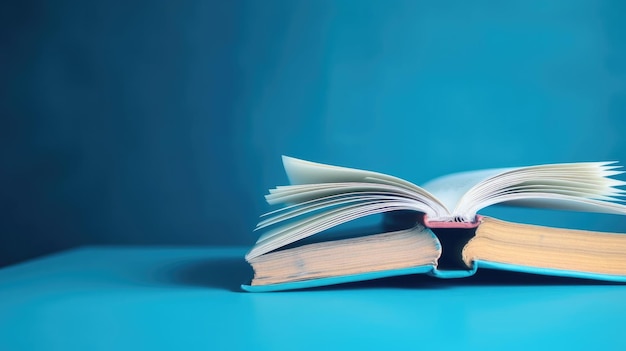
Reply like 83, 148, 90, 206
1, 247, 625, 351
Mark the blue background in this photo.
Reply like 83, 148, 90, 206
2, 0, 626, 267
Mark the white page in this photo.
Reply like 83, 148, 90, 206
282, 156, 446, 210
256, 193, 431, 230
247, 200, 429, 260
464, 193, 626, 217
454, 162, 626, 217
421, 168, 513, 212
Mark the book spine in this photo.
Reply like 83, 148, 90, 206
422, 214, 484, 229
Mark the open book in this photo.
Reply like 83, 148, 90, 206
243, 156, 626, 292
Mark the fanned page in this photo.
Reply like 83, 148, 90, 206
421, 168, 514, 216
280, 156, 447, 212
247, 157, 626, 260
247, 157, 451, 260
449, 162, 626, 221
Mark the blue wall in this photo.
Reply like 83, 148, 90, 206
2, 0, 626, 266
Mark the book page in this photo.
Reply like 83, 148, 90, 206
282, 156, 443, 206
455, 162, 626, 218
421, 168, 513, 214
247, 199, 435, 260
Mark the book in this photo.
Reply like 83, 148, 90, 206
243, 156, 626, 292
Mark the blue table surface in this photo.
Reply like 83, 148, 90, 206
1, 246, 626, 351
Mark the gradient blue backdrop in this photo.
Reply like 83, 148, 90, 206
2, 0, 626, 267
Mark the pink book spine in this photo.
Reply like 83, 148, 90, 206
422, 214, 484, 229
